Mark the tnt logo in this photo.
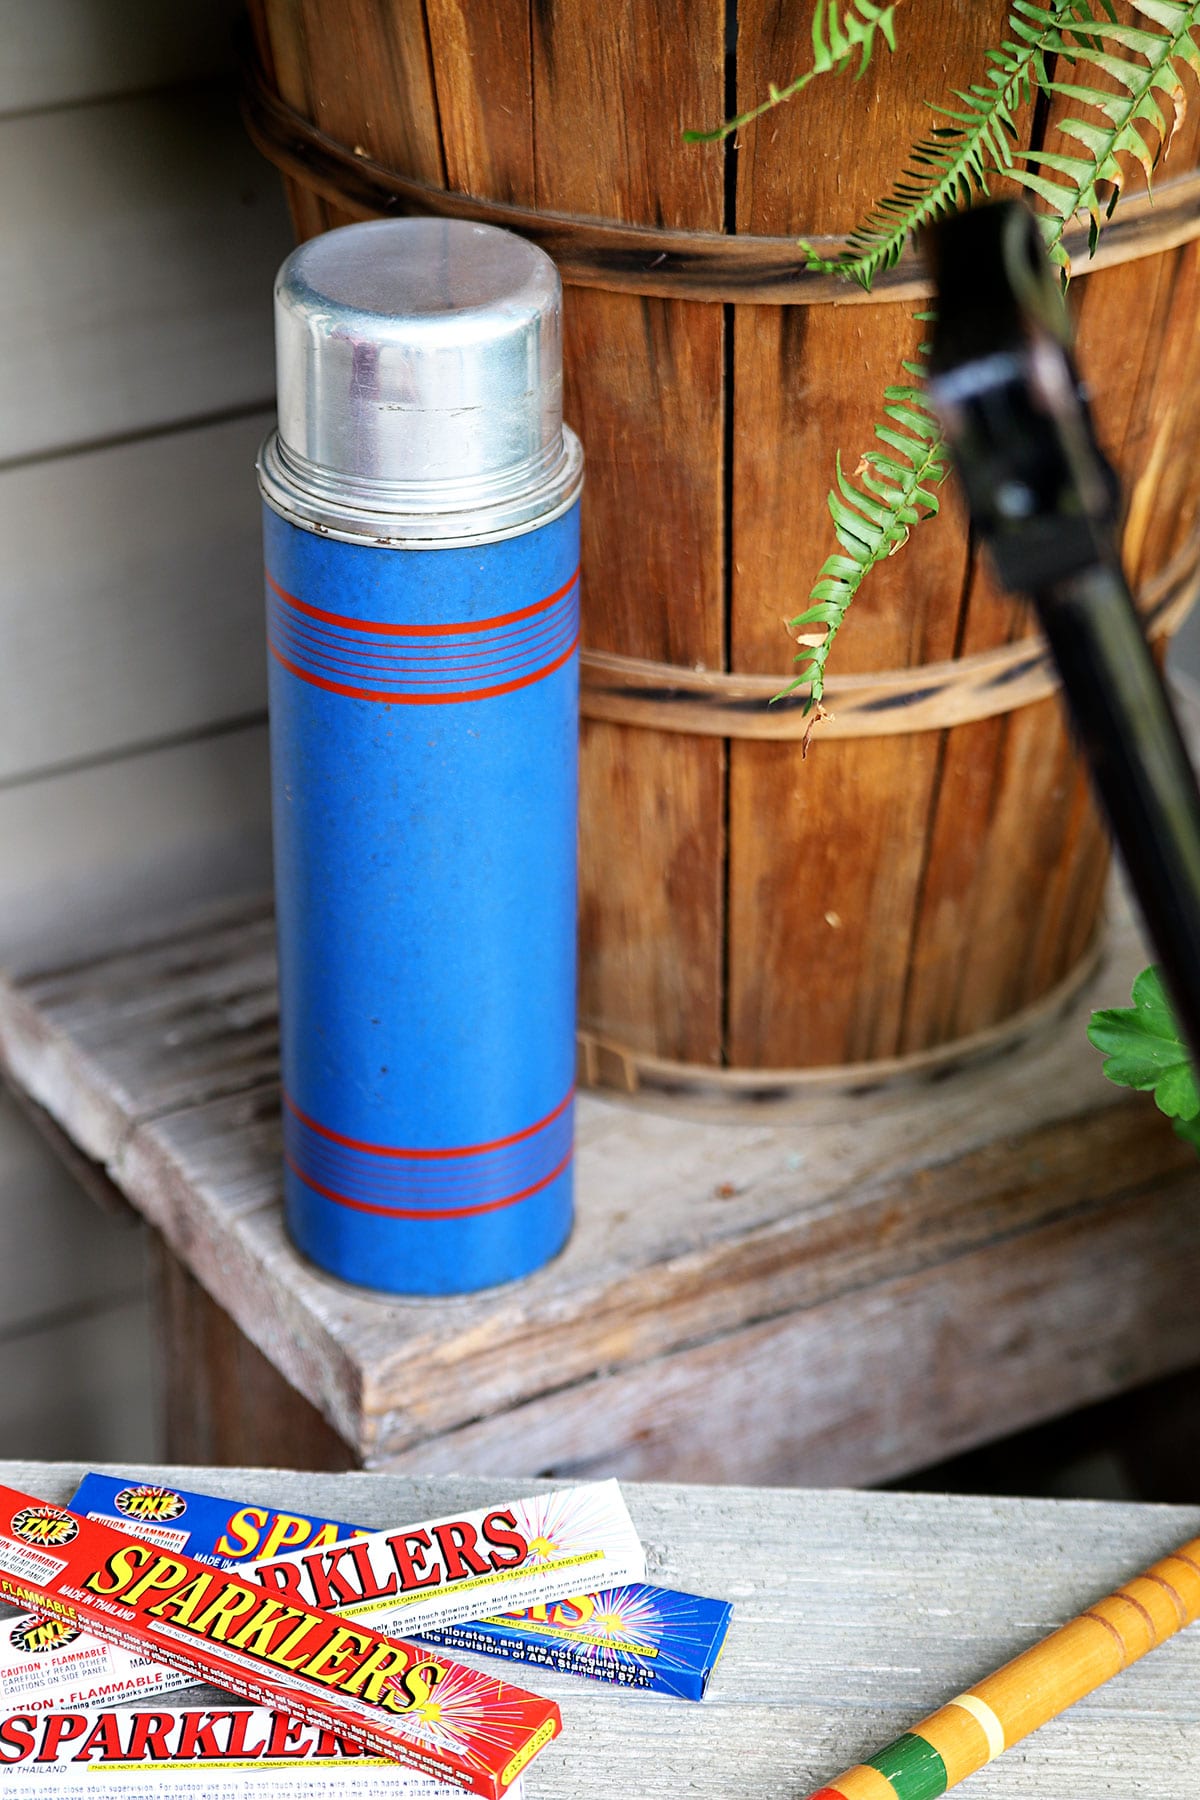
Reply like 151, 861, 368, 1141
9, 1506, 78, 1548
114, 1484, 187, 1523
10, 1614, 79, 1654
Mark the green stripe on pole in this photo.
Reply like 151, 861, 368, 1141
867, 1733, 948, 1800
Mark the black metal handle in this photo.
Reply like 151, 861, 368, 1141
926, 201, 1200, 1060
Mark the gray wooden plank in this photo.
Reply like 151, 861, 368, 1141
0, 722, 271, 962
374, 1168, 1200, 1482
1, 852, 1195, 1478
0, 1465, 1199, 1797
0, 899, 279, 1155
0, 1298, 157, 1464
0, 411, 271, 783
108, 1066, 1198, 1474
0, 1086, 145, 1335
0, 1, 243, 116
0, 87, 289, 462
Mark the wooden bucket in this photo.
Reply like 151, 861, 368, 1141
243, 1, 1200, 1101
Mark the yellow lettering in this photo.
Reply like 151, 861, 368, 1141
309, 1523, 364, 1551
266, 1617, 326, 1670
300, 1624, 374, 1687
145, 1573, 217, 1627
395, 1662, 442, 1711
189, 1584, 261, 1641
121, 1556, 191, 1608
213, 1507, 266, 1560
258, 1513, 313, 1561
83, 1546, 149, 1598
227, 1597, 310, 1657
551, 1594, 594, 1626
340, 1641, 414, 1711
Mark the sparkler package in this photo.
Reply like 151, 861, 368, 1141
0, 1488, 559, 1797
0, 1476, 367, 1717
252, 1480, 646, 1637
68, 1475, 362, 1568
0, 1706, 522, 1796
417, 1583, 733, 1700
0, 1607, 183, 1715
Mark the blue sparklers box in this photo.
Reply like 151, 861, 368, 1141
68, 1474, 362, 1570
68, 1477, 732, 1700
416, 1583, 733, 1701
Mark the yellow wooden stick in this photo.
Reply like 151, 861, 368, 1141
807, 1534, 1200, 1800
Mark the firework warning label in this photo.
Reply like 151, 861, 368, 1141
420, 1582, 734, 1701
0, 1610, 183, 1714
84, 1513, 191, 1553
0, 1477, 375, 1720
69, 1475, 363, 1571
0, 1485, 560, 1798
0, 1706, 524, 1796
252, 1481, 646, 1637
0, 1541, 69, 1589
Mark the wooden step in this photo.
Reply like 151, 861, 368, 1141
0, 865, 1196, 1480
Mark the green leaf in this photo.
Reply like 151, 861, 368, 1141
702, 0, 1200, 719
1174, 1113, 1200, 1150
682, 1, 899, 141
1087, 965, 1200, 1120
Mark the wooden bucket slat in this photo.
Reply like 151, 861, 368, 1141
729, 4, 1006, 1064
524, 1, 729, 1065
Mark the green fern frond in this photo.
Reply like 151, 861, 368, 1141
776, 368, 947, 708
786, 0, 1200, 713
801, 0, 1087, 290
1010, 0, 1200, 267
683, 2, 898, 144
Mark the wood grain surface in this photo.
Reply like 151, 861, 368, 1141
0, 3, 286, 1471
0, 724, 272, 964
1, 807, 1198, 1478
527, 0, 727, 1066
154, 1238, 357, 1472
2, 1461, 1199, 1798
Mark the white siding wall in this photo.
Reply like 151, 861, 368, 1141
0, 0, 293, 1457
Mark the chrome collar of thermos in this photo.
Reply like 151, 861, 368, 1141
259, 217, 582, 544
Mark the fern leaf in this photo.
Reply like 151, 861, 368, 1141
787, 0, 1200, 715
801, 1, 1088, 289
776, 401, 947, 708
1011, 0, 1200, 248
682, 2, 900, 143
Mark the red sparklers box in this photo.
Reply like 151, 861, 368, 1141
0, 1489, 558, 1799
0, 1706, 525, 1796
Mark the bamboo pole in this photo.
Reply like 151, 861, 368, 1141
808, 1535, 1200, 1800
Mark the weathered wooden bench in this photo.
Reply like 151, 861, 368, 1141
2, 1461, 1199, 1797
0, 852, 1198, 1481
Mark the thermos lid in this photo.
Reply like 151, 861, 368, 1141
259, 218, 582, 545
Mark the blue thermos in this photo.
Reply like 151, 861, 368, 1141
258, 219, 583, 1295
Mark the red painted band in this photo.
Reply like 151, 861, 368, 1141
284, 1086, 574, 1159
269, 632, 579, 703
265, 566, 580, 637
269, 617, 577, 682
808, 1789, 851, 1799
285, 1145, 573, 1220
295, 1135, 573, 1200
271, 610, 574, 672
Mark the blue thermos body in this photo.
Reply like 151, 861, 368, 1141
258, 219, 583, 1295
